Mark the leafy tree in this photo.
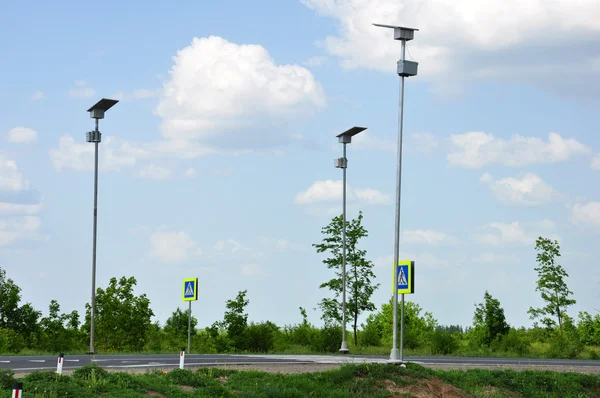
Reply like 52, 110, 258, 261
209, 290, 249, 351
313, 211, 380, 345
83, 276, 154, 352
472, 291, 510, 346
364, 299, 437, 349
40, 300, 81, 352
164, 307, 198, 345
0, 267, 22, 330
577, 311, 600, 346
528, 237, 576, 329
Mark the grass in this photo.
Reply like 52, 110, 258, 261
1, 363, 599, 397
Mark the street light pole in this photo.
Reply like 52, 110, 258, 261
86, 98, 119, 355
373, 23, 419, 364
335, 126, 367, 354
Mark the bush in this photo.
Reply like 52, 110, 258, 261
430, 329, 458, 355
311, 325, 342, 353
496, 328, 530, 355
546, 317, 583, 359
359, 321, 381, 347
246, 321, 278, 352
0, 369, 15, 389
71, 364, 108, 382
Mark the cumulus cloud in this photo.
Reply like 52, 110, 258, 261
474, 220, 558, 246
302, 0, 600, 97
592, 154, 600, 170
571, 202, 600, 230
374, 253, 448, 270
68, 80, 96, 98
402, 230, 457, 246
448, 132, 591, 168
7, 127, 37, 144
295, 179, 391, 205
155, 36, 326, 151
0, 157, 44, 247
138, 164, 171, 180
479, 172, 559, 206
29, 91, 44, 101
149, 230, 202, 263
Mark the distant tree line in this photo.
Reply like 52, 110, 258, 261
0, 214, 598, 359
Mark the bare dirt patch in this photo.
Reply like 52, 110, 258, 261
178, 385, 195, 392
382, 376, 467, 398
144, 391, 166, 397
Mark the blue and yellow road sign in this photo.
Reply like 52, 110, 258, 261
182, 277, 198, 301
393, 260, 414, 294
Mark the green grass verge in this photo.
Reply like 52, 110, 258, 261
0, 363, 599, 397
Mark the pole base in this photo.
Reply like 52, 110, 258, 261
87, 351, 95, 355
339, 341, 349, 354
387, 348, 405, 365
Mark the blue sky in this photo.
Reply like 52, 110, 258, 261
1, 0, 599, 332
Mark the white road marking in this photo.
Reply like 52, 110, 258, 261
0, 361, 10, 363
28, 360, 46, 363
65, 359, 80, 362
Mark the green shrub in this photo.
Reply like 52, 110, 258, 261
0, 369, 15, 389
430, 329, 458, 355
547, 317, 583, 359
71, 364, 109, 382
310, 325, 342, 353
359, 321, 381, 347
498, 328, 530, 355
246, 321, 278, 352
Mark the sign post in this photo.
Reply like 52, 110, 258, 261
182, 277, 198, 354
393, 260, 414, 363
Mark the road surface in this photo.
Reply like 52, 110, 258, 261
0, 354, 598, 373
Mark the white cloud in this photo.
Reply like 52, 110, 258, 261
214, 239, 251, 253
155, 36, 326, 152
592, 154, 600, 170
354, 188, 392, 204
448, 132, 591, 168
304, 56, 329, 67
474, 220, 557, 246
473, 252, 521, 265
149, 230, 202, 263
0, 156, 29, 192
0, 157, 44, 247
241, 263, 262, 276
295, 179, 391, 205
7, 127, 37, 144
403, 230, 457, 246
184, 168, 196, 178
138, 164, 171, 180
350, 131, 395, 153
114, 89, 159, 101
374, 252, 448, 270
259, 237, 305, 251
301, 0, 600, 97
571, 202, 600, 230
411, 133, 440, 155
480, 172, 559, 206
68, 80, 96, 99
29, 91, 44, 101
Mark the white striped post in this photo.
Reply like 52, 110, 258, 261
12, 382, 23, 398
179, 347, 185, 369
56, 353, 64, 375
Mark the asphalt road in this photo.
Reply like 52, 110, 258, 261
0, 354, 598, 372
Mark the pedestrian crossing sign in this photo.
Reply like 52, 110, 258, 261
182, 277, 198, 301
393, 260, 414, 294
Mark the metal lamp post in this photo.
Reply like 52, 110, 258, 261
334, 126, 367, 354
86, 98, 119, 355
373, 23, 419, 364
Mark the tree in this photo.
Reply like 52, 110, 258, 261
164, 307, 198, 344
84, 276, 154, 352
313, 211, 380, 345
0, 267, 22, 330
528, 237, 576, 329
473, 291, 510, 346
208, 290, 250, 351
40, 300, 81, 352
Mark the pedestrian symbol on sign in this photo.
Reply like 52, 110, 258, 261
184, 282, 194, 297
398, 267, 407, 286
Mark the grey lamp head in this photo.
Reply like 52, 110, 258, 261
87, 98, 119, 119
373, 23, 418, 41
336, 126, 367, 144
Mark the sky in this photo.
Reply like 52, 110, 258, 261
1, 0, 599, 333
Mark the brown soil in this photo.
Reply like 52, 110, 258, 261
144, 391, 166, 397
382, 377, 467, 398
178, 385, 195, 392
